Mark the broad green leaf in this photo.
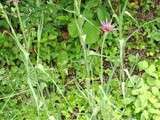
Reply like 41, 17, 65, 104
68, 20, 78, 38
83, 9, 94, 19
56, 16, 69, 22
146, 64, 157, 77
135, 95, 148, 113
143, 91, 152, 99
83, 21, 100, 44
148, 32, 160, 41
151, 87, 159, 96
85, 0, 99, 9
128, 54, 139, 64
139, 95, 148, 108
146, 78, 160, 88
153, 103, 160, 109
138, 60, 148, 70
132, 89, 140, 95
134, 98, 142, 113
42, 25, 58, 41
148, 108, 160, 114
149, 95, 158, 105
123, 97, 135, 105
97, 6, 109, 21
57, 50, 68, 66
0, 20, 9, 29
141, 110, 149, 120
0, 33, 6, 44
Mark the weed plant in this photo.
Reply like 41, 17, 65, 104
0, 0, 160, 119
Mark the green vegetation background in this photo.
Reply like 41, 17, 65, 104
0, 0, 160, 119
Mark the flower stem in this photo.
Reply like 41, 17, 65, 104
100, 32, 108, 85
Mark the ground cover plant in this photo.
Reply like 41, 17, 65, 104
0, 0, 160, 119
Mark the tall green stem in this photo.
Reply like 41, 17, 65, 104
100, 32, 108, 84
74, 0, 90, 87
1, 4, 39, 114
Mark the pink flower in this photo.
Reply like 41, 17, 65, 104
100, 20, 114, 32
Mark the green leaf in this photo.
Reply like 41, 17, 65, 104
0, 33, 6, 44
85, 0, 99, 9
123, 97, 135, 105
128, 54, 139, 64
56, 16, 69, 22
0, 20, 9, 29
134, 98, 142, 113
83, 9, 94, 19
139, 95, 148, 108
141, 110, 149, 120
146, 78, 160, 87
151, 87, 159, 96
148, 32, 160, 41
153, 103, 160, 109
138, 60, 148, 70
149, 95, 158, 105
83, 21, 100, 44
57, 50, 68, 66
97, 6, 109, 21
134, 95, 148, 113
148, 108, 160, 114
132, 89, 140, 95
68, 20, 78, 38
146, 64, 157, 77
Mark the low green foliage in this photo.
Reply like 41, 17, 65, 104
0, 0, 160, 119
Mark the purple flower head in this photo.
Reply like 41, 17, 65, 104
100, 20, 114, 33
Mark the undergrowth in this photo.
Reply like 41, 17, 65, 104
0, 0, 160, 120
